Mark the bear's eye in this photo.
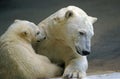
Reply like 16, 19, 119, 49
36, 31, 40, 35
79, 32, 85, 36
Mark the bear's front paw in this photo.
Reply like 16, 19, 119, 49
63, 70, 86, 79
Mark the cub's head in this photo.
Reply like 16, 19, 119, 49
9, 20, 46, 43
38, 6, 97, 56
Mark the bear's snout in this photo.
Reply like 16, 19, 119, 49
37, 36, 46, 42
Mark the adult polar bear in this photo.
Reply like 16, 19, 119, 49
34, 6, 97, 78
0, 20, 62, 79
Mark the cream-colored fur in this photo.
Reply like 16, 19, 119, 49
34, 6, 97, 79
0, 20, 62, 79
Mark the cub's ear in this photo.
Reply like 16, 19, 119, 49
65, 10, 73, 19
21, 30, 29, 37
88, 16, 97, 24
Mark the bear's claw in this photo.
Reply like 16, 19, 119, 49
63, 71, 83, 79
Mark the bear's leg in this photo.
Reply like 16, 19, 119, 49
63, 57, 88, 79
36, 54, 63, 78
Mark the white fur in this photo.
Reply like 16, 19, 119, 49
35, 6, 97, 78
0, 20, 62, 79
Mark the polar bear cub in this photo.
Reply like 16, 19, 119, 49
0, 20, 62, 79
34, 6, 97, 79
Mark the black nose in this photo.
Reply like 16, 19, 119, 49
43, 36, 46, 40
37, 40, 41, 42
82, 51, 90, 55
37, 36, 46, 42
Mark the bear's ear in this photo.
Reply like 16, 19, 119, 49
88, 16, 97, 24
14, 19, 21, 23
65, 10, 73, 19
21, 30, 29, 37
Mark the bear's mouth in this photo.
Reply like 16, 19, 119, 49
76, 48, 83, 55
75, 46, 90, 56
75, 46, 82, 55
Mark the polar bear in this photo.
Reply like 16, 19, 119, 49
0, 20, 62, 79
34, 6, 97, 78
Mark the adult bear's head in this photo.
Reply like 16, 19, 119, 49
38, 6, 97, 56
